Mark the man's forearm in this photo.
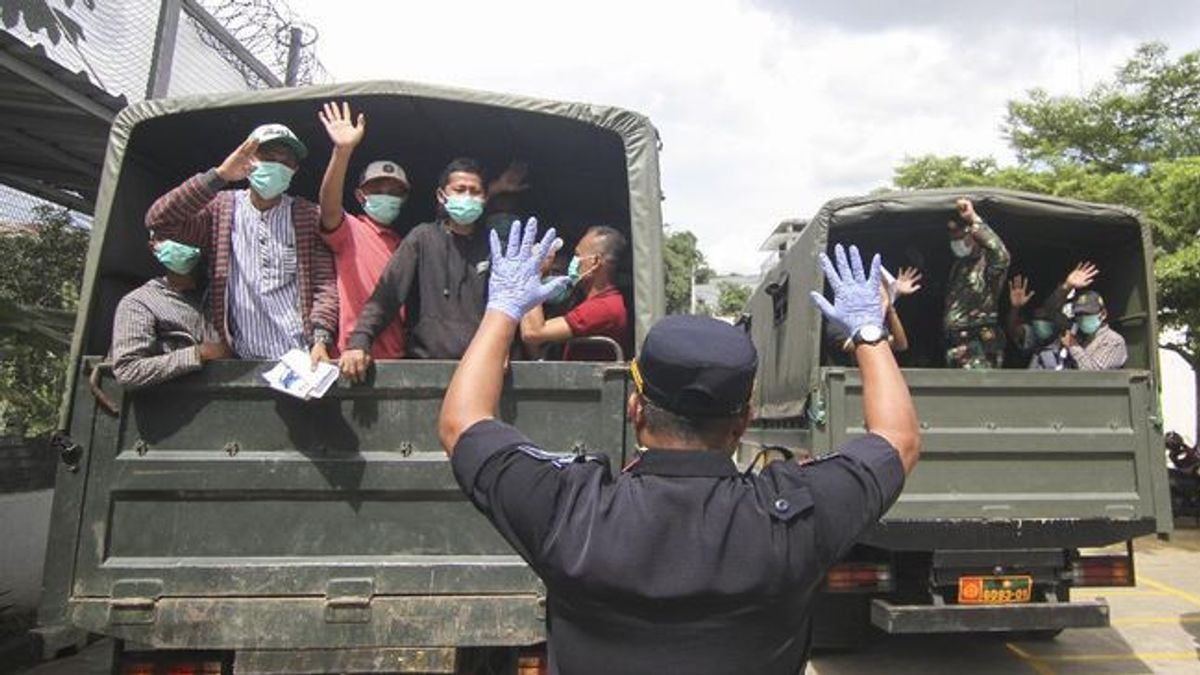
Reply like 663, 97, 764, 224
439, 311, 518, 454
855, 342, 920, 473
319, 147, 352, 231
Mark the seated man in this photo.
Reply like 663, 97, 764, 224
1006, 262, 1098, 370
825, 266, 921, 365
1063, 291, 1126, 370
342, 158, 493, 377
519, 225, 629, 361
111, 238, 230, 388
317, 101, 410, 363
144, 123, 338, 364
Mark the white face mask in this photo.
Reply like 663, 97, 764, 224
950, 238, 974, 258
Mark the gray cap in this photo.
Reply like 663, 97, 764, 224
358, 160, 410, 189
249, 123, 307, 160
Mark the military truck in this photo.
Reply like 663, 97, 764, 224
40, 81, 663, 674
741, 189, 1172, 644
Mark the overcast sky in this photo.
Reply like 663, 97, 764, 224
288, 0, 1199, 274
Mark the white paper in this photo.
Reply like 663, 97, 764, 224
261, 349, 339, 400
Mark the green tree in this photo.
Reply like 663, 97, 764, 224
663, 227, 713, 315
0, 205, 88, 437
716, 281, 752, 317
890, 41, 1200, 440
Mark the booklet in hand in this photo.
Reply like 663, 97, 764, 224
262, 348, 339, 400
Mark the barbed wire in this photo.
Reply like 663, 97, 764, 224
191, 0, 330, 87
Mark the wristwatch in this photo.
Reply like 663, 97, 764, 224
852, 324, 886, 346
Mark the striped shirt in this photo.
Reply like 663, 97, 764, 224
110, 277, 219, 388
1067, 324, 1127, 370
226, 190, 306, 359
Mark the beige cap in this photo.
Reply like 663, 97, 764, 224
359, 160, 410, 189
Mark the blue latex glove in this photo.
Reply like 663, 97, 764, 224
487, 217, 571, 320
808, 243, 884, 335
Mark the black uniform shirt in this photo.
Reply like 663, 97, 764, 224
452, 420, 905, 675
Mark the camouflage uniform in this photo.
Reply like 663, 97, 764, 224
944, 219, 1010, 368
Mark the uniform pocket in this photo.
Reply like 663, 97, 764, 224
767, 486, 815, 523
262, 243, 298, 293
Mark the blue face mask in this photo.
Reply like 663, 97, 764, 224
567, 256, 582, 283
1032, 319, 1056, 342
1077, 314, 1103, 336
363, 194, 404, 224
154, 240, 201, 275
444, 194, 484, 225
248, 161, 295, 200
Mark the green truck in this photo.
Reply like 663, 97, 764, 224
742, 189, 1173, 644
38, 80, 1171, 672
39, 82, 662, 674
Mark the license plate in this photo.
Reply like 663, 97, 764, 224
957, 575, 1033, 604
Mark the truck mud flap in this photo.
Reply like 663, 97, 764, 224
870, 598, 1109, 634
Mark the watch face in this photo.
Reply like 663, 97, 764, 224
857, 324, 884, 343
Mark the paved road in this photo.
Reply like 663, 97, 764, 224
810, 525, 1200, 674
15, 527, 1200, 674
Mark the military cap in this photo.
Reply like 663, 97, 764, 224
631, 315, 757, 416
1072, 291, 1106, 315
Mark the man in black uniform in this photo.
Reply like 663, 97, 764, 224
439, 224, 921, 675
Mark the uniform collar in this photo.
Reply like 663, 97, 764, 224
628, 449, 739, 477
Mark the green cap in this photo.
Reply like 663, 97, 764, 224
250, 123, 307, 160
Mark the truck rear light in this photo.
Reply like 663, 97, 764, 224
518, 644, 548, 675
1071, 555, 1134, 587
824, 562, 895, 592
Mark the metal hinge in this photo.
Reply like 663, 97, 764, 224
324, 578, 374, 624
49, 432, 83, 472
109, 579, 163, 625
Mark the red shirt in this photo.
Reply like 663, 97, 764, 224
321, 212, 405, 358
563, 287, 629, 361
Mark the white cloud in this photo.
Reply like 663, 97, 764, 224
289, 0, 1193, 273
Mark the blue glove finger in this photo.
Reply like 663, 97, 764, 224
538, 276, 572, 302
534, 227, 559, 264
808, 291, 842, 328
505, 216, 523, 259
519, 217, 539, 259
849, 245, 866, 283
834, 244, 852, 283
817, 252, 842, 292
489, 228, 503, 263
866, 253, 883, 287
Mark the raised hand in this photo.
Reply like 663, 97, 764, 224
488, 160, 530, 197
319, 101, 365, 149
956, 197, 978, 224
1009, 275, 1035, 308
487, 217, 570, 320
1064, 261, 1098, 290
895, 266, 923, 297
216, 137, 260, 182
809, 244, 884, 334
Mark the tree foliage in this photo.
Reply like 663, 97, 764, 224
716, 281, 752, 317
0, 205, 88, 436
663, 227, 714, 315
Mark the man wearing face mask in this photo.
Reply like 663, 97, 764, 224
519, 225, 629, 361
1063, 291, 1127, 370
317, 101, 410, 363
145, 124, 338, 367
110, 237, 230, 388
1006, 262, 1099, 369
341, 158, 492, 377
943, 198, 1011, 369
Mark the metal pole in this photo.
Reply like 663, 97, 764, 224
146, 0, 183, 99
284, 26, 303, 86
